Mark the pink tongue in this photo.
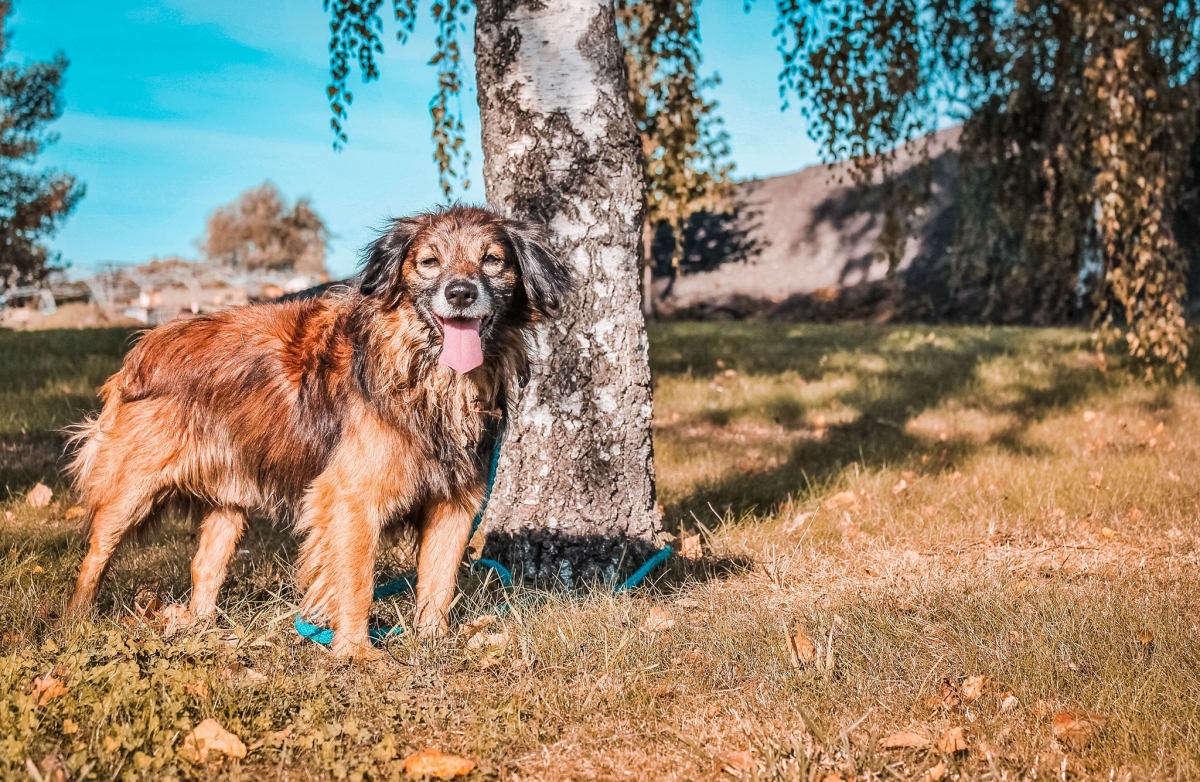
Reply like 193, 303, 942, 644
438, 318, 484, 373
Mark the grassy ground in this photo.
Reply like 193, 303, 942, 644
1, 323, 1198, 781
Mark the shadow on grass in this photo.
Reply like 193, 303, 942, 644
650, 323, 1126, 523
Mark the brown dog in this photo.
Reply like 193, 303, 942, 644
66, 206, 569, 658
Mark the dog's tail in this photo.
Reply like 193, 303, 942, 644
64, 376, 123, 521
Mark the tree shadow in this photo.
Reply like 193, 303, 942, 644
652, 324, 1118, 524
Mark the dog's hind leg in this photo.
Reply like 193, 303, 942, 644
187, 507, 247, 621
65, 491, 159, 619
414, 491, 481, 638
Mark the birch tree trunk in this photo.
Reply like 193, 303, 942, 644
474, 0, 662, 584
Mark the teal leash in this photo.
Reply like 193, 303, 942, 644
294, 411, 675, 647
294, 414, 510, 646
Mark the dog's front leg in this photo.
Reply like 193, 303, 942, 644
296, 443, 405, 660
415, 491, 482, 638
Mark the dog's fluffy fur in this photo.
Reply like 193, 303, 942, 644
66, 206, 569, 657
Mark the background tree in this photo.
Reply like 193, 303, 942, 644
0, 0, 83, 289
201, 182, 330, 276
614, 0, 733, 311
771, 0, 1200, 374
324, 0, 660, 582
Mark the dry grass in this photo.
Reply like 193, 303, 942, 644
1, 323, 1198, 781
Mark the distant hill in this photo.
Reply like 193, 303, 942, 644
656, 127, 961, 321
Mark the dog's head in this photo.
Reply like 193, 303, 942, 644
358, 206, 571, 373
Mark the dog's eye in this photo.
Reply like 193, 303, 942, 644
482, 254, 504, 272
418, 257, 440, 270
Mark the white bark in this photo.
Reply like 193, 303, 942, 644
475, 0, 661, 583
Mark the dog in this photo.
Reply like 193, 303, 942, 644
65, 205, 570, 658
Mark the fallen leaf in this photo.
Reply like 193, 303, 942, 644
1101, 527, 1116, 540
1000, 694, 1019, 713
1009, 629, 1025, 644
31, 565, 44, 574
32, 755, 67, 782
946, 471, 963, 483
937, 726, 967, 754
892, 479, 909, 496
788, 626, 817, 665
902, 470, 918, 481
961, 675, 985, 702
64, 506, 85, 520
1167, 470, 1181, 483
1154, 421, 1165, 434
1052, 709, 1107, 750
640, 607, 675, 634
4, 511, 13, 521
458, 614, 497, 644
32, 674, 68, 706
61, 718, 78, 735
402, 748, 475, 779
466, 630, 509, 650
725, 749, 755, 773
674, 598, 702, 609
185, 679, 210, 699
180, 718, 247, 763
880, 731, 931, 749
825, 490, 858, 510
1127, 507, 1144, 523
920, 504, 939, 518
1138, 628, 1154, 647
781, 511, 813, 533
821, 775, 845, 782
25, 483, 52, 508
679, 531, 703, 560
925, 683, 960, 711
1082, 410, 1097, 422
1033, 699, 1053, 718
922, 761, 947, 782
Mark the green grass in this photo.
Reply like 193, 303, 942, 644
2, 323, 1198, 781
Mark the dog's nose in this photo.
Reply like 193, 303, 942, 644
444, 280, 479, 310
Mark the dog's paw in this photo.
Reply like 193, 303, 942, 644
331, 636, 384, 661
160, 604, 198, 638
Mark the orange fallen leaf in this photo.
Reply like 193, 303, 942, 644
180, 718, 247, 763
825, 490, 858, 510
466, 630, 509, 651
1138, 628, 1154, 647
1052, 709, 1107, 750
31, 565, 44, 574
788, 626, 817, 666
402, 748, 475, 779
679, 531, 703, 560
185, 679, 210, 699
880, 731, 931, 749
922, 761, 947, 782
1127, 507, 1144, 523
32, 674, 68, 706
25, 483, 52, 508
892, 479, 909, 496
925, 683, 960, 711
64, 506, 86, 520
1101, 527, 1116, 540
961, 675, 985, 702
640, 607, 675, 634
1082, 410, 1097, 422
1000, 694, 1019, 713
458, 614, 497, 645
937, 726, 967, 754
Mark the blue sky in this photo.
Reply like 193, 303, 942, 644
10, 0, 822, 278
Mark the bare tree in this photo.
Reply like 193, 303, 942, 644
201, 182, 330, 277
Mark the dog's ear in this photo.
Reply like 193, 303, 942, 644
359, 217, 423, 301
503, 219, 572, 317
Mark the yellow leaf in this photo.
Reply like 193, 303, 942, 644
640, 607, 675, 634
185, 679, 210, 699
1052, 710, 1107, 750
922, 761, 947, 782
937, 726, 967, 754
61, 719, 78, 735
679, 531, 703, 560
65, 506, 86, 520
25, 483, 52, 509
33, 674, 68, 706
402, 748, 475, 779
879, 731, 931, 749
180, 718, 247, 763
1138, 628, 1154, 646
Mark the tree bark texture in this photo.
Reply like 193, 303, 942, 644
474, 0, 661, 584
